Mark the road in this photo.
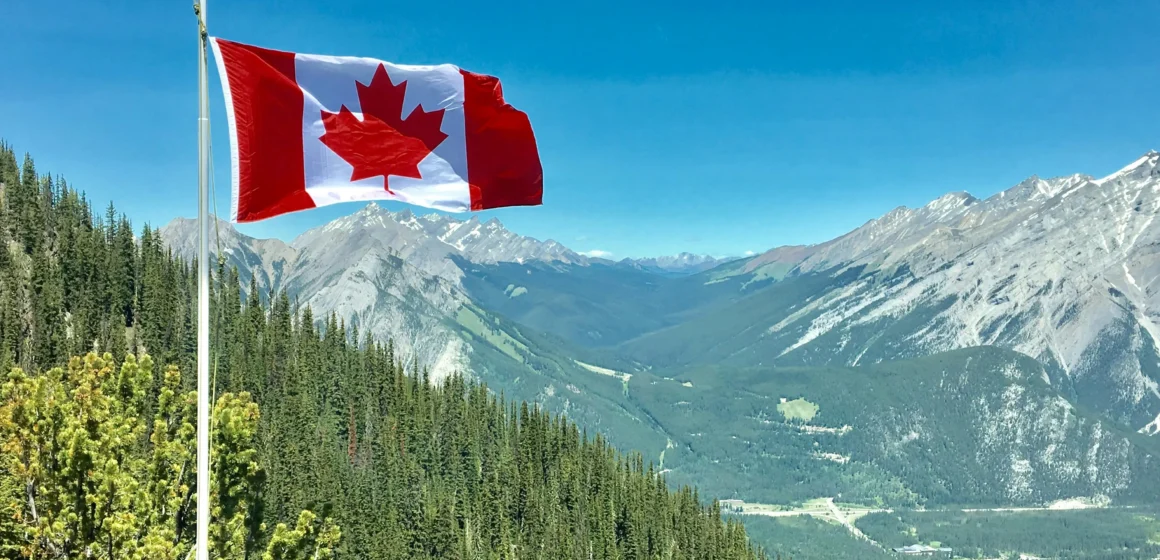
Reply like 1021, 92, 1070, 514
822, 498, 877, 542
732, 498, 888, 547
733, 498, 888, 520
734, 497, 1111, 520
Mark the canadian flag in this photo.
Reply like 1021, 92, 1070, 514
210, 38, 543, 222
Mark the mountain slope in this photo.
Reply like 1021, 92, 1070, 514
160, 204, 591, 379
625, 152, 1160, 432
161, 216, 296, 293
454, 256, 756, 348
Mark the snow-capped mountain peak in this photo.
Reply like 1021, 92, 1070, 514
182, 203, 586, 292
928, 191, 978, 208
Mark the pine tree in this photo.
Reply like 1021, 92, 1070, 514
0, 353, 341, 559
30, 242, 64, 369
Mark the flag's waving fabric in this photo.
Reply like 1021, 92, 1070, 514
211, 38, 543, 222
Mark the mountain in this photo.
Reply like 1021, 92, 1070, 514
161, 216, 296, 292
625, 151, 1160, 433
160, 203, 749, 377
160, 203, 583, 289
619, 253, 740, 276
160, 204, 594, 381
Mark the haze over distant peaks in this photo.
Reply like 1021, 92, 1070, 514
619, 253, 740, 276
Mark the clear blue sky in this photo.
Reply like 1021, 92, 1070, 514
3, 0, 1158, 259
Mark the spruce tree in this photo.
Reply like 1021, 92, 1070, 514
16, 154, 40, 254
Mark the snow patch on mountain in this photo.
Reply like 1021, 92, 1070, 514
1141, 413, 1160, 436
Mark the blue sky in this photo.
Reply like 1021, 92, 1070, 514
3, 0, 1158, 259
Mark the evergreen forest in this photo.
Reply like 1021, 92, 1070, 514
0, 142, 768, 559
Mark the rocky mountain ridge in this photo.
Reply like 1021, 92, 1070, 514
161, 203, 586, 289
639, 151, 1160, 431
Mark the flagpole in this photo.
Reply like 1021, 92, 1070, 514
195, 0, 211, 558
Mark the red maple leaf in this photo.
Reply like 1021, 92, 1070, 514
320, 64, 448, 188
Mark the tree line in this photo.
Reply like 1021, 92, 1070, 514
0, 142, 769, 559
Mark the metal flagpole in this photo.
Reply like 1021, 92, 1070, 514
195, 0, 211, 559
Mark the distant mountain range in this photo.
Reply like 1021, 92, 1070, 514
161, 150, 1160, 510
619, 253, 740, 276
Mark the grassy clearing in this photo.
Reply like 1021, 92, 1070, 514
741, 262, 796, 288
728, 498, 881, 519
777, 398, 819, 422
574, 360, 632, 396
